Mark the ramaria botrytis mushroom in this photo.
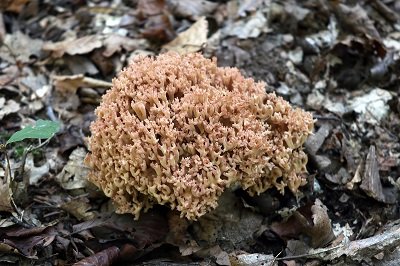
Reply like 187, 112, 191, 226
84, 52, 314, 220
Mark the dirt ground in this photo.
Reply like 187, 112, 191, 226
0, 0, 400, 265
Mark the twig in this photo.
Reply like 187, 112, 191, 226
0, 144, 12, 182
0, 144, 35, 227
19, 136, 54, 189
275, 244, 344, 261
369, 0, 399, 23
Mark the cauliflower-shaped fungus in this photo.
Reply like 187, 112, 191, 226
85, 52, 314, 220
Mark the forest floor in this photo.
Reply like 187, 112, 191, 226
0, 0, 400, 265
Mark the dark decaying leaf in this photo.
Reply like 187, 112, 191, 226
285, 239, 311, 258
271, 199, 335, 248
2, 0, 30, 13
370, 0, 400, 23
57, 125, 85, 153
330, 36, 387, 89
5, 225, 50, 237
360, 145, 397, 204
329, 2, 380, 39
2, 227, 57, 258
136, 0, 175, 42
165, 212, 190, 246
141, 14, 175, 42
72, 216, 111, 234
191, 191, 264, 251
73, 211, 168, 249
137, 0, 165, 18
122, 212, 169, 249
73, 246, 120, 266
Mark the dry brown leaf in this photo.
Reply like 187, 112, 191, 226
330, 3, 380, 39
0, 31, 43, 63
72, 212, 168, 250
0, 169, 13, 212
137, 0, 175, 42
64, 56, 99, 75
102, 35, 148, 57
360, 145, 382, 200
0, 0, 12, 11
53, 74, 112, 94
271, 199, 335, 248
191, 191, 263, 250
43, 35, 103, 58
3, 227, 57, 258
167, 0, 218, 19
285, 239, 311, 258
61, 198, 96, 221
162, 16, 208, 54
194, 245, 230, 266
24, 153, 50, 186
141, 14, 175, 42
6, 226, 50, 237
0, 66, 19, 86
0, 98, 20, 120
165, 212, 191, 246
73, 246, 120, 266
360, 145, 397, 203
4, 0, 30, 13
0, 242, 18, 254
370, 0, 400, 23
137, 0, 165, 18
310, 199, 335, 248
56, 147, 89, 190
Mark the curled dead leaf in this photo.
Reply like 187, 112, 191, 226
0, 98, 20, 120
137, 0, 175, 42
0, 175, 13, 213
330, 3, 380, 39
73, 246, 120, 266
43, 35, 103, 58
1, 0, 30, 13
61, 198, 96, 221
162, 16, 208, 54
271, 199, 335, 248
56, 147, 89, 190
167, 0, 218, 19
3, 227, 57, 258
0, 31, 43, 63
360, 145, 397, 203
102, 35, 148, 57
53, 74, 112, 94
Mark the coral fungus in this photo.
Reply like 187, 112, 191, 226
85, 52, 314, 220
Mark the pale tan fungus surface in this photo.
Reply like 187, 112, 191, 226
85, 52, 314, 220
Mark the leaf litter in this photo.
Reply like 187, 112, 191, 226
0, 0, 400, 265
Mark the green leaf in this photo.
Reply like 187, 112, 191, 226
6, 120, 60, 144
